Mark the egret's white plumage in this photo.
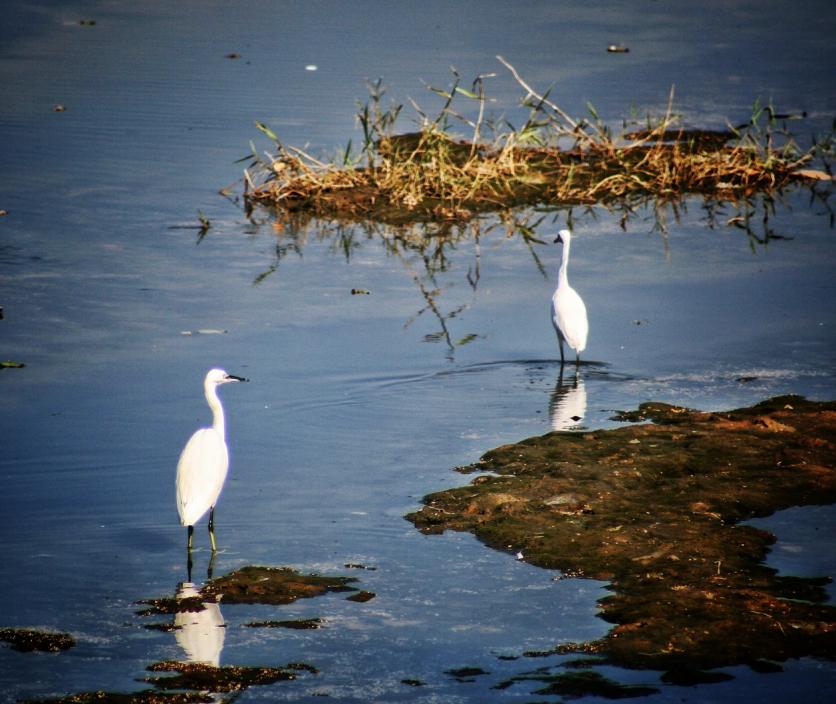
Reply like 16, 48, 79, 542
551, 229, 588, 365
176, 368, 247, 550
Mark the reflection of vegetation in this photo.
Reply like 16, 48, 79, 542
247, 180, 828, 358
242, 58, 832, 225
407, 396, 836, 689
251, 209, 551, 358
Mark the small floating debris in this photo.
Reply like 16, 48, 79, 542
0, 627, 75, 653
52, 104, 66, 112
607, 44, 630, 53
0, 209, 8, 216
78, 19, 96, 26
305, 64, 318, 71
168, 211, 210, 237
225, 52, 241, 59
245, 618, 323, 629
180, 329, 228, 336
344, 562, 377, 570
350, 288, 370, 295
446, 666, 489, 681
1, 360, 25, 369
346, 590, 376, 603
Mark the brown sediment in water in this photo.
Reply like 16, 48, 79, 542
0, 628, 75, 653
407, 395, 836, 680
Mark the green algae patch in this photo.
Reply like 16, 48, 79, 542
200, 565, 358, 604
136, 594, 208, 617
0, 627, 75, 653
145, 661, 308, 692
137, 565, 358, 619
407, 395, 836, 677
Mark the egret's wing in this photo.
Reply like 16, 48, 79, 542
176, 428, 229, 526
552, 286, 588, 352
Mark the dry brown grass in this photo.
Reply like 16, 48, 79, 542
242, 58, 832, 225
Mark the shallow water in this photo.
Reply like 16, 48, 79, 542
1, 1, 835, 702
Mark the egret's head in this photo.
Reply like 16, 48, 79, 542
554, 229, 572, 244
205, 368, 249, 385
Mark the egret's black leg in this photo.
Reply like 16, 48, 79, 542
187, 547, 194, 583
187, 524, 194, 550
208, 507, 217, 552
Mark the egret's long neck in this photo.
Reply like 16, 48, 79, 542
558, 238, 571, 287
205, 383, 225, 439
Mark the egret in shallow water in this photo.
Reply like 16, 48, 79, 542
176, 368, 248, 551
551, 229, 588, 366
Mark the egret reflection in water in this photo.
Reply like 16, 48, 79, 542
550, 368, 587, 431
173, 581, 225, 667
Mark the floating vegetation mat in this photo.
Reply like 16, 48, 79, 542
243, 57, 833, 225
407, 395, 836, 686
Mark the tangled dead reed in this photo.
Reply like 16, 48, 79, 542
242, 57, 832, 225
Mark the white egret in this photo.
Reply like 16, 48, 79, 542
176, 368, 248, 551
551, 229, 588, 365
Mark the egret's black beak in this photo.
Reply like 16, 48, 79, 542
227, 374, 249, 382
553, 234, 563, 244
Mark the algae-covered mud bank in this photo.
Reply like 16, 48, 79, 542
408, 395, 836, 686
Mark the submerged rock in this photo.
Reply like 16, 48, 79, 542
407, 395, 836, 677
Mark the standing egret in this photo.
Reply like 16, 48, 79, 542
551, 229, 588, 366
176, 368, 248, 551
